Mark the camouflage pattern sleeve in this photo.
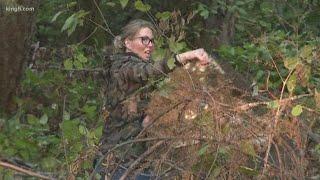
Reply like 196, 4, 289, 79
120, 56, 172, 83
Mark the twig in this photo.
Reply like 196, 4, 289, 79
136, 99, 190, 137
119, 141, 165, 180
205, 145, 220, 180
0, 161, 53, 180
261, 67, 295, 178
47, 66, 104, 72
92, 0, 115, 37
90, 137, 174, 179
77, 27, 98, 45
270, 54, 284, 83
86, 18, 112, 35
236, 93, 313, 111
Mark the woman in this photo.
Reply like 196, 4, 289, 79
97, 19, 210, 179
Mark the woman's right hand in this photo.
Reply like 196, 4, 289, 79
191, 48, 210, 65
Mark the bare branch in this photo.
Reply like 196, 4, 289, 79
0, 161, 54, 180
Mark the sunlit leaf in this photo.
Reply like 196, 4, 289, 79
267, 100, 279, 109
27, 114, 38, 125
73, 60, 83, 69
155, 11, 171, 21
284, 57, 299, 70
51, 11, 64, 22
79, 125, 87, 135
134, 0, 151, 12
119, 0, 129, 9
300, 45, 313, 62
39, 114, 48, 125
291, 105, 303, 116
76, 53, 87, 63
287, 73, 297, 93
167, 57, 176, 70
239, 166, 259, 176
61, 14, 77, 33
169, 41, 186, 54
63, 111, 70, 121
67, 1, 77, 8
64, 58, 73, 70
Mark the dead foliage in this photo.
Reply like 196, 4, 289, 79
139, 62, 315, 179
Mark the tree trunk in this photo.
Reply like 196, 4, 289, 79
0, 0, 40, 112
199, 0, 236, 49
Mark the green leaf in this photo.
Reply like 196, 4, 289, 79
267, 100, 279, 109
79, 125, 87, 135
300, 45, 313, 61
63, 111, 70, 121
260, 2, 273, 13
283, 57, 299, 70
291, 105, 303, 116
198, 144, 209, 156
169, 41, 186, 54
119, 0, 129, 9
94, 125, 103, 139
240, 141, 256, 157
134, 0, 151, 12
51, 11, 64, 22
27, 114, 38, 125
61, 14, 77, 33
238, 166, 259, 176
76, 53, 87, 63
64, 58, 73, 70
41, 157, 58, 170
60, 119, 80, 141
287, 73, 297, 93
67, 1, 77, 8
39, 114, 48, 125
82, 105, 97, 119
167, 57, 176, 70
155, 11, 171, 21
73, 60, 83, 69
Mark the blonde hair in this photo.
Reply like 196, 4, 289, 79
113, 19, 156, 53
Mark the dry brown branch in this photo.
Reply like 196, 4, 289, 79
90, 137, 174, 179
137, 99, 190, 137
119, 141, 165, 180
0, 161, 53, 180
261, 67, 295, 178
236, 93, 313, 111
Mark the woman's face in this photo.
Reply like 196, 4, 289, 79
125, 27, 154, 61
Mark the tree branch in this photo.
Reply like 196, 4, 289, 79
119, 141, 165, 180
236, 93, 313, 111
0, 160, 53, 180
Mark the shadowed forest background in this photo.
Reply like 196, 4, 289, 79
0, 0, 320, 179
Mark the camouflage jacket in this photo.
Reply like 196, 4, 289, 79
100, 52, 175, 152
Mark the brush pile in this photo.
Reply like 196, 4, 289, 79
141, 59, 316, 179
